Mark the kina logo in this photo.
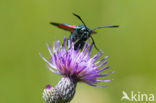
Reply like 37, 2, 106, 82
121, 91, 154, 102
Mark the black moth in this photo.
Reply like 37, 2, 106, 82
50, 13, 119, 50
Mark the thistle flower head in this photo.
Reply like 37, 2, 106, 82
40, 38, 113, 87
40, 37, 113, 103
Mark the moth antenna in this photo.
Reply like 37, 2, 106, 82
94, 25, 119, 31
72, 13, 88, 29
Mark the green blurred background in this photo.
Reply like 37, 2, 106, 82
0, 0, 156, 103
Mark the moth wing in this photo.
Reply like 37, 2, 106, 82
50, 22, 76, 32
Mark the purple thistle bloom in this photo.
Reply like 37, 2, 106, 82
40, 38, 113, 103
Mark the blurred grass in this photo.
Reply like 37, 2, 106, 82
0, 0, 156, 103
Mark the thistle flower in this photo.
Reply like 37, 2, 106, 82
40, 38, 113, 103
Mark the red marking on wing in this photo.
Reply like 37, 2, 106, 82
58, 24, 75, 31
51, 22, 76, 32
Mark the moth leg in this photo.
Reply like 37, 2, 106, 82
90, 36, 99, 51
